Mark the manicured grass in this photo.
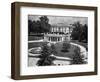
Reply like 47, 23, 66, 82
28, 42, 48, 49
28, 35, 43, 41
54, 42, 75, 59
71, 40, 88, 50
28, 41, 78, 59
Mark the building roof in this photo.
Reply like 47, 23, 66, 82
51, 23, 69, 27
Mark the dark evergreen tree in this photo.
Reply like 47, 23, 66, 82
71, 46, 84, 64
28, 20, 33, 35
37, 43, 55, 66
83, 24, 88, 43
39, 16, 51, 33
71, 22, 83, 40
28, 16, 51, 34
71, 22, 88, 43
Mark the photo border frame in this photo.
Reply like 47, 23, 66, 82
11, 2, 98, 80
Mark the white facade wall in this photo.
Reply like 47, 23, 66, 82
50, 26, 70, 34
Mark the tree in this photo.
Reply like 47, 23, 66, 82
71, 46, 84, 64
28, 20, 33, 35
28, 16, 51, 34
71, 22, 83, 40
39, 16, 51, 33
83, 24, 88, 43
71, 22, 88, 43
37, 43, 55, 66
37, 56, 55, 66
39, 43, 51, 58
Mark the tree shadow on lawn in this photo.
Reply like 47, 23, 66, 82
54, 42, 75, 59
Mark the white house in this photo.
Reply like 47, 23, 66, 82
44, 24, 73, 42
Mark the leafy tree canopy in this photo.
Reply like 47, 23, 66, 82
28, 16, 51, 35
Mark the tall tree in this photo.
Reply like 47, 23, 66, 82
71, 21, 83, 40
83, 24, 88, 43
71, 22, 88, 43
37, 43, 56, 66
37, 44, 52, 66
28, 16, 51, 34
39, 16, 51, 33
28, 20, 33, 35
71, 46, 84, 64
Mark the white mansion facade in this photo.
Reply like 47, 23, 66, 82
44, 24, 73, 42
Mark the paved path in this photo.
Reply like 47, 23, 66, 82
70, 42, 87, 59
28, 39, 44, 43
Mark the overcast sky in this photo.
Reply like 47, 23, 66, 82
28, 15, 88, 26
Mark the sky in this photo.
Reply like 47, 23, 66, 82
28, 15, 88, 26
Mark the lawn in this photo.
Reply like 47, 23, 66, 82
28, 42, 48, 49
28, 35, 43, 41
28, 41, 76, 59
28, 35, 46, 49
54, 42, 75, 59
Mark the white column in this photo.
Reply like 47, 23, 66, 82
56, 27, 57, 32
58, 28, 60, 32
63, 27, 64, 33
62, 37, 63, 41
57, 27, 58, 32
51, 27, 53, 32
60, 37, 61, 42
61, 27, 62, 32
65, 28, 67, 33
62, 27, 64, 32
54, 27, 56, 32
62, 27, 63, 33
53, 27, 54, 32
54, 27, 55, 32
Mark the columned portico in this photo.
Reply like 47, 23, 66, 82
51, 26, 71, 34
44, 25, 72, 42
44, 34, 70, 42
